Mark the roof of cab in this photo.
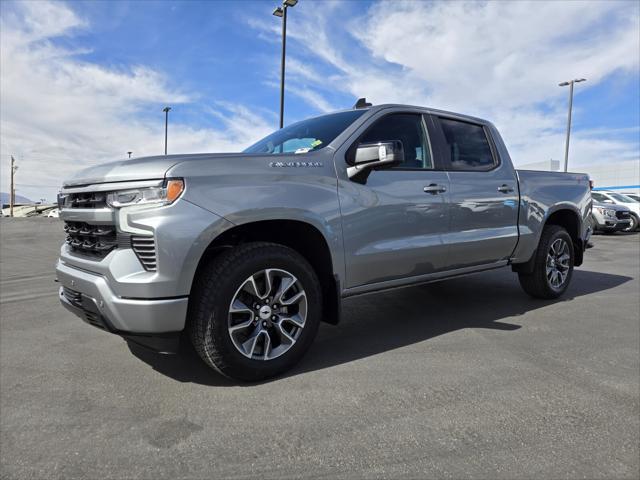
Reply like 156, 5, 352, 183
365, 103, 491, 125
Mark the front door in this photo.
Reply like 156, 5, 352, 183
337, 112, 451, 288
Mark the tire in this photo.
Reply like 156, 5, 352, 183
188, 242, 322, 381
518, 225, 574, 299
622, 214, 638, 232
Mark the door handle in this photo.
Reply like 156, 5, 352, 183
423, 184, 447, 194
498, 184, 514, 194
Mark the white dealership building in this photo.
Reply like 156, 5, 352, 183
518, 159, 640, 195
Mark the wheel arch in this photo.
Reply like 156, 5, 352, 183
544, 207, 583, 266
191, 219, 341, 325
513, 206, 584, 274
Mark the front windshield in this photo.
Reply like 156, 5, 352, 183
244, 110, 366, 154
609, 192, 638, 203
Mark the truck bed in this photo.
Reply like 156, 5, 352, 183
511, 169, 591, 264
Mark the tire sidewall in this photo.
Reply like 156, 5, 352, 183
541, 228, 574, 296
623, 214, 638, 232
200, 248, 321, 380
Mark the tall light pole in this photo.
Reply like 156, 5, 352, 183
9, 156, 18, 217
163, 106, 171, 155
273, 0, 298, 129
559, 78, 586, 172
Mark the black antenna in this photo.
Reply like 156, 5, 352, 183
354, 97, 372, 109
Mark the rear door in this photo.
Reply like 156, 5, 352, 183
431, 116, 519, 268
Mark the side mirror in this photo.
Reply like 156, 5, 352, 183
347, 141, 404, 179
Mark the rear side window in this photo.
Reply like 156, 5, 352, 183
439, 118, 496, 171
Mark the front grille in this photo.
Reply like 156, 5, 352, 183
131, 236, 157, 271
616, 211, 631, 219
66, 192, 108, 209
64, 221, 117, 257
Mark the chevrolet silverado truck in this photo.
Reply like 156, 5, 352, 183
56, 103, 592, 381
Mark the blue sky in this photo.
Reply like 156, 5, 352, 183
64, 0, 367, 127
1, 0, 639, 201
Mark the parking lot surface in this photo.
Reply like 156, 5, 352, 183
1, 218, 639, 479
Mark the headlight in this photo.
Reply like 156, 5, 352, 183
595, 207, 616, 218
106, 179, 184, 208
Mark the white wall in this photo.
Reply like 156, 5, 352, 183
577, 160, 640, 195
518, 159, 640, 195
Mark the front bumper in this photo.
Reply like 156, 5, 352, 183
56, 259, 188, 350
55, 181, 237, 353
597, 219, 630, 231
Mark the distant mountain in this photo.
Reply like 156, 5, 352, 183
1, 192, 33, 205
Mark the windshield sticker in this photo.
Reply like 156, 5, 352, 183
311, 139, 323, 148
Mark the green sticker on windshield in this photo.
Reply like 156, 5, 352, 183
311, 139, 323, 148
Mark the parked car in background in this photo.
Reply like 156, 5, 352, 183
591, 191, 639, 231
622, 193, 640, 202
591, 202, 632, 234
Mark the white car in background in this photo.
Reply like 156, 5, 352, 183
591, 191, 639, 232
591, 203, 632, 234
623, 193, 640, 202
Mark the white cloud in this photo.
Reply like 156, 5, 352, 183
0, 1, 273, 202
259, 0, 639, 168
357, 1, 638, 110
1, 0, 638, 204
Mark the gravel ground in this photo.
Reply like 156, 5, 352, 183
1, 217, 639, 479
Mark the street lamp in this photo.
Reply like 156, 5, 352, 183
127, 151, 133, 159
559, 78, 586, 172
273, 0, 298, 129
162, 106, 171, 155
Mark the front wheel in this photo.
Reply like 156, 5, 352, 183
518, 225, 574, 299
622, 214, 638, 232
189, 242, 322, 381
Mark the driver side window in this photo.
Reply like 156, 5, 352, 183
360, 113, 433, 169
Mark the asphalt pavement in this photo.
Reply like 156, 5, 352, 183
1, 218, 639, 479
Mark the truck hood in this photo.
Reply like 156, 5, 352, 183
62, 153, 247, 187
593, 202, 631, 212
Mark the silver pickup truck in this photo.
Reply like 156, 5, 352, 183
56, 103, 592, 380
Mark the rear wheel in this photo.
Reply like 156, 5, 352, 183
518, 225, 574, 299
189, 242, 321, 381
